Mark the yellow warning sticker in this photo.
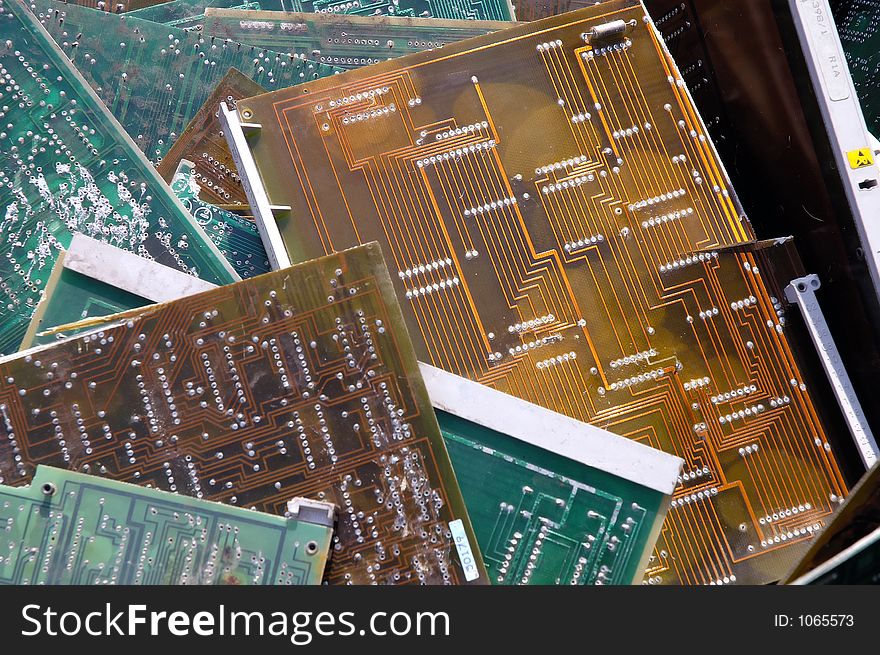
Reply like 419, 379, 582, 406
847, 148, 875, 169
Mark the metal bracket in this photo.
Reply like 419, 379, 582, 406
785, 274, 878, 468
286, 497, 336, 528
219, 102, 292, 270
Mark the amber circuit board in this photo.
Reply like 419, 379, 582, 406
0, 243, 486, 585
157, 68, 267, 208
202, 10, 509, 69
227, 1, 849, 584
0, 465, 334, 585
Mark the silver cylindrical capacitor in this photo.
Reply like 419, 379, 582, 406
585, 19, 633, 45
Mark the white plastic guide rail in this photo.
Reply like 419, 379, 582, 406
790, 0, 880, 305
785, 274, 879, 468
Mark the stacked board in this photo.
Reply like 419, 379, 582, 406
295, 0, 515, 19
422, 363, 680, 585
156, 11, 511, 207
156, 68, 266, 207
202, 10, 509, 69
226, 0, 850, 584
784, 458, 880, 582
792, 525, 880, 584
513, 0, 589, 21
21, 286, 682, 585
14, 238, 681, 586
0, 243, 486, 585
28, 0, 341, 163
170, 161, 270, 278
0, 465, 334, 584
127, 0, 515, 23
0, 0, 237, 357
18, 170, 269, 347
21, 233, 216, 348
128, 0, 266, 29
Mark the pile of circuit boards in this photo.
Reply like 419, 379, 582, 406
0, 0, 878, 585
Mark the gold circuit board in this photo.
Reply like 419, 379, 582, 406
229, 0, 849, 584
0, 243, 486, 585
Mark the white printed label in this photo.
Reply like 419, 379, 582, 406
448, 519, 479, 582
800, 0, 850, 101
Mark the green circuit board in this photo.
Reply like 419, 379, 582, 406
171, 161, 270, 278
831, 0, 880, 135
0, 0, 238, 357
0, 465, 333, 584
439, 410, 671, 585
124, 0, 515, 25
21, 249, 154, 349
28, 0, 341, 163
202, 10, 509, 69
127, 0, 264, 29
302, 0, 514, 19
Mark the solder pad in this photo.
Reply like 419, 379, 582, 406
229, 0, 849, 584
27, 0, 341, 164
0, 0, 237, 357
202, 10, 510, 69
0, 465, 334, 584
0, 243, 487, 585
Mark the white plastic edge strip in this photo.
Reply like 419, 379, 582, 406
419, 362, 683, 495
66, 233, 217, 303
